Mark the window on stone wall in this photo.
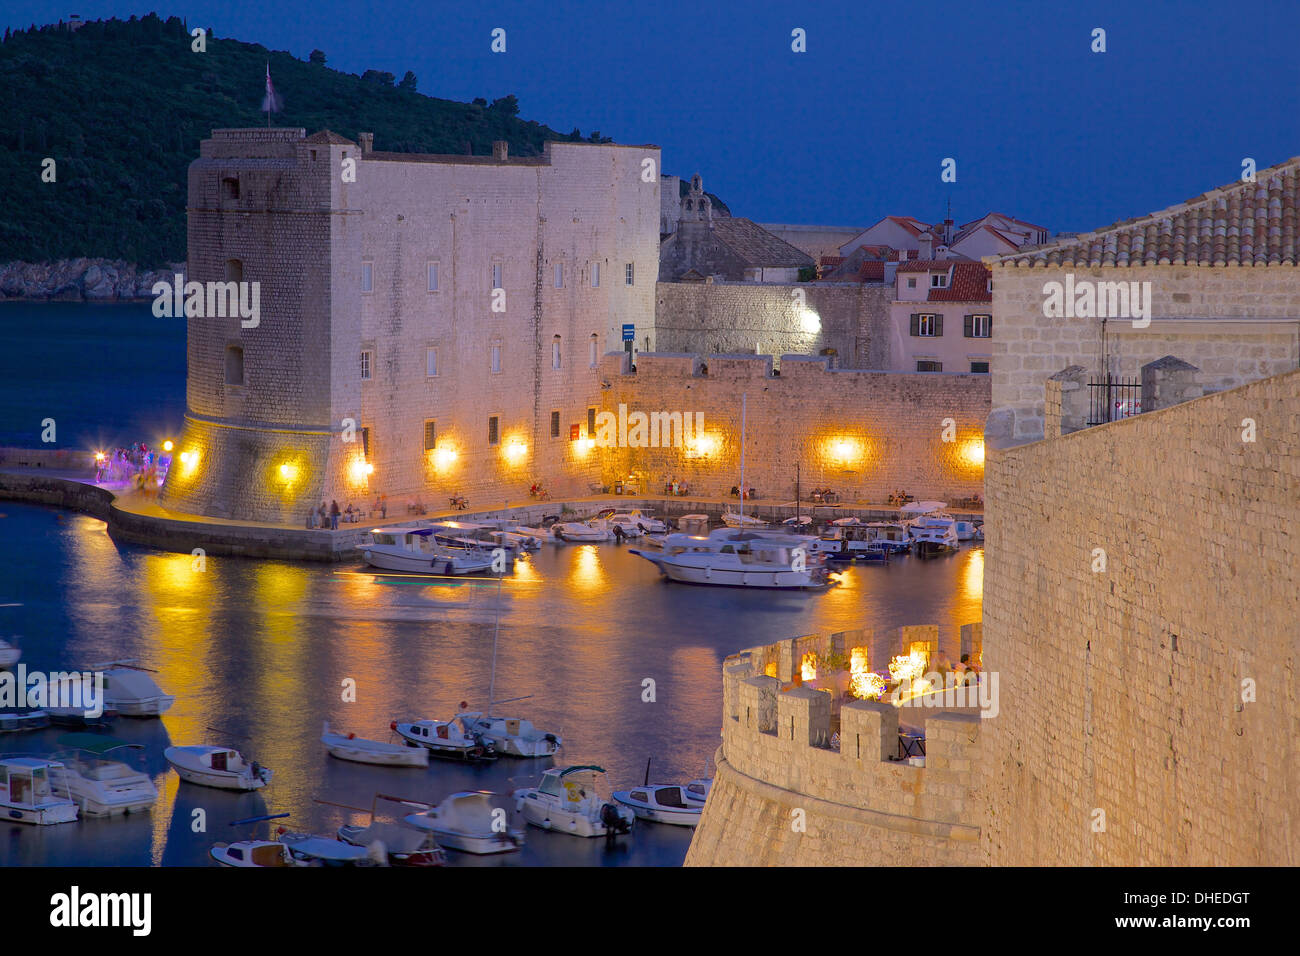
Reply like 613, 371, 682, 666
225, 259, 243, 283
361, 261, 373, 293
970, 361, 990, 374
907, 277, 917, 288
965, 314, 992, 338
591, 262, 600, 288
424, 420, 437, 451
589, 334, 599, 368
221, 176, 240, 200
910, 314, 941, 337
587, 406, 597, 436
360, 350, 372, 380
625, 262, 634, 285
550, 411, 560, 438
916, 360, 944, 372
492, 263, 503, 289
555, 263, 564, 289
427, 262, 439, 292
224, 345, 244, 385
553, 335, 562, 370
490, 344, 502, 374
488, 416, 499, 446
426, 348, 438, 377
360, 427, 370, 459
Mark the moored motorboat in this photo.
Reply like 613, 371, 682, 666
611, 784, 704, 827
0, 757, 78, 825
631, 534, 833, 589
953, 518, 979, 541
403, 790, 525, 854
390, 717, 496, 761
49, 733, 157, 816
322, 721, 429, 767
721, 510, 768, 530
0, 708, 50, 733
359, 526, 496, 575
609, 510, 667, 535
337, 820, 446, 866
514, 765, 634, 838
457, 712, 561, 758
210, 839, 294, 867
278, 830, 384, 866
552, 519, 612, 543
165, 745, 272, 791
91, 661, 175, 717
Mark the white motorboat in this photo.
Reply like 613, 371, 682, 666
0, 757, 78, 825
684, 778, 713, 804
44, 672, 116, 727
360, 526, 495, 575
210, 839, 294, 867
338, 820, 446, 866
553, 519, 612, 543
721, 510, 768, 530
631, 534, 832, 589
514, 765, 634, 838
953, 519, 980, 541
456, 712, 561, 758
513, 525, 556, 543
865, 521, 911, 553
278, 830, 384, 866
0, 638, 19, 669
164, 745, 272, 791
49, 733, 157, 817
493, 528, 542, 551
403, 791, 525, 854
609, 510, 667, 535
322, 721, 428, 768
611, 784, 704, 827
390, 718, 496, 761
908, 516, 960, 556
0, 709, 49, 733
91, 661, 175, 717
430, 521, 520, 561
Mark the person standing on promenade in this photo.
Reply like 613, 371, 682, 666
380, 494, 388, 519
306, 507, 317, 529
330, 500, 340, 530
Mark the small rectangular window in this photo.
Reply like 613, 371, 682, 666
592, 262, 600, 288
360, 427, 370, 459
625, 262, 634, 285
965, 314, 992, 338
554, 263, 564, 289
488, 416, 499, 446
425, 348, 438, 377
360, 350, 372, 380
910, 314, 940, 337
587, 407, 597, 436
424, 420, 437, 451
221, 176, 240, 200
552, 338, 562, 370
970, 361, 990, 374
490, 344, 501, 373
550, 411, 560, 438
931, 272, 948, 288
427, 262, 439, 292
492, 263, 503, 289
917, 360, 944, 372
907, 277, 917, 288
589, 335, 599, 368
361, 261, 373, 293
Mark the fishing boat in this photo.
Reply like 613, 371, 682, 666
864, 521, 912, 553
359, 526, 496, 575
390, 718, 496, 761
337, 821, 446, 866
322, 721, 429, 768
91, 661, 175, 717
611, 784, 704, 827
403, 791, 525, 854
164, 745, 272, 791
901, 502, 959, 556
552, 519, 611, 542
457, 712, 561, 758
631, 534, 832, 589
609, 510, 667, 535
0, 757, 78, 825
49, 733, 157, 816
0, 638, 19, 669
514, 765, 634, 838
0, 709, 49, 733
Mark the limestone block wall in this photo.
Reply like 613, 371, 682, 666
982, 367, 1300, 865
687, 630, 985, 867
601, 352, 989, 503
990, 264, 1300, 443
655, 281, 892, 369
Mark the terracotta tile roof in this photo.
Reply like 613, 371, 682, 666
897, 258, 958, 272
303, 129, 356, 145
929, 262, 992, 302
709, 218, 815, 268
995, 156, 1300, 267
888, 216, 929, 236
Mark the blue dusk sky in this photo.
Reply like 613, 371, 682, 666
7, 0, 1300, 235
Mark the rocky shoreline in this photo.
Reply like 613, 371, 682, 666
0, 259, 186, 301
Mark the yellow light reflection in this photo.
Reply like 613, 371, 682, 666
962, 546, 984, 602
569, 545, 606, 592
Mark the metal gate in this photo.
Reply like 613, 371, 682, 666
1086, 375, 1142, 426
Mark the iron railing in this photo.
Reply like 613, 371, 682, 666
1086, 375, 1142, 426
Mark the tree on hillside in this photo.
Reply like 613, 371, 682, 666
488, 94, 519, 117
309, 49, 325, 65
399, 70, 417, 91
362, 69, 395, 86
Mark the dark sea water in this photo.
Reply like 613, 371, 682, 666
0, 304, 983, 867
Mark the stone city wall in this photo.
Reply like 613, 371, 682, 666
981, 367, 1300, 865
600, 352, 989, 503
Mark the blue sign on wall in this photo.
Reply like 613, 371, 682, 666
622, 324, 635, 341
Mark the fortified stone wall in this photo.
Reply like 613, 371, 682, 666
655, 281, 892, 369
991, 263, 1300, 443
686, 626, 986, 867
600, 353, 989, 503
982, 367, 1300, 865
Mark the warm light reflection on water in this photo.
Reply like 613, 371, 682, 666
2, 502, 981, 866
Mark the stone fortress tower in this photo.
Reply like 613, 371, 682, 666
162, 128, 660, 522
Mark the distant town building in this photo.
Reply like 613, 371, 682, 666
893, 260, 994, 375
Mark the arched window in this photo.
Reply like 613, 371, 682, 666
552, 335, 562, 370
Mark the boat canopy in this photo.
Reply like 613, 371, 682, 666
900, 501, 947, 515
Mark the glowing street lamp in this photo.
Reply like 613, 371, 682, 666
162, 440, 174, 453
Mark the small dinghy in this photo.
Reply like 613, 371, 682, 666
337, 820, 446, 867
514, 765, 634, 838
457, 712, 561, 758
403, 791, 525, 854
91, 661, 175, 717
322, 721, 428, 767
390, 718, 496, 761
50, 733, 157, 817
0, 757, 78, 825
165, 745, 271, 791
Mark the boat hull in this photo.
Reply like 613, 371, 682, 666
402, 815, 523, 854
657, 562, 829, 589
361, 549, 491, 575
167, 763, 270, 791
2, 801, 78, 825
107, 696, 175, 717
613, 801, 700, 828
324, 739, 429, 767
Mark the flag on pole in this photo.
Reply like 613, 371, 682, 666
261, 62, 282, 123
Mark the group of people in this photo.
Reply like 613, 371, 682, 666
664, 477, 691, 496
306, 500, 364, 529
96, 442, 168, 485
933, 653, 983, 686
